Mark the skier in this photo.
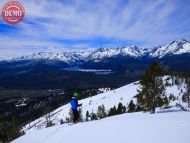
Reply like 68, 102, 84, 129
70, 92, 82, 123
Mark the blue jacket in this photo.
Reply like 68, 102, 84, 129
70, 97, 81, 110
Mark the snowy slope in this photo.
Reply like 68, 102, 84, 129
12, 112, 190, 143
22, 81, 139, 133
121, 45, 149, 57
21, 76, 189, 134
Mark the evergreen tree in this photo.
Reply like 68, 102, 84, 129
68, 109, 73, 123
97, 105, 106, 119
65, 117, 70, 123
44, 106, 53, 127
164, 96, 169, 106
86, 111, 90, 121
182, 93, 187, 102
137, 62, 165, 114
117, 102, 124, 114
119, 102, 126, 113
156, 96, 165, 107
5, 116, 22, 142
0, 115, 7, 143
108, 106, 117, 116
169, 94, 174, 101
135, 105, 143, 112
123, 105, 127, 113
78, 108, 83, 122
128, 100, 136, 113
60, 119, 64, 124
91, 113, 98, 120
68, 108, 83, 122
185, 78, 190, 107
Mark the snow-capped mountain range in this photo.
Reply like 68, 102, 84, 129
12, 45, 149, 63
5, 39, 190, 64
13, 52, 90, 64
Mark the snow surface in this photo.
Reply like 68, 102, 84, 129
11, 76, 190, 143
22, 81, 139, 134
22, 76, 189, 134
12, 112, 190, 143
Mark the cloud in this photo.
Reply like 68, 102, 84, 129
0, 0, 190, 58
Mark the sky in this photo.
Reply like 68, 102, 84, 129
0, 0, 190, 59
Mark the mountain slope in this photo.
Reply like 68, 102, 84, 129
22, 81, 139, 133
87, 46, 149, 62
150, 39, 190, 58
12, 112, 190, 143
13, 51, 90, 64
21, 76, 189, 134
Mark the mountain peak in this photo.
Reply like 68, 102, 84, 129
87, 45, 147, 61
172, 39, 189, 43
150, 39, 190, 58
